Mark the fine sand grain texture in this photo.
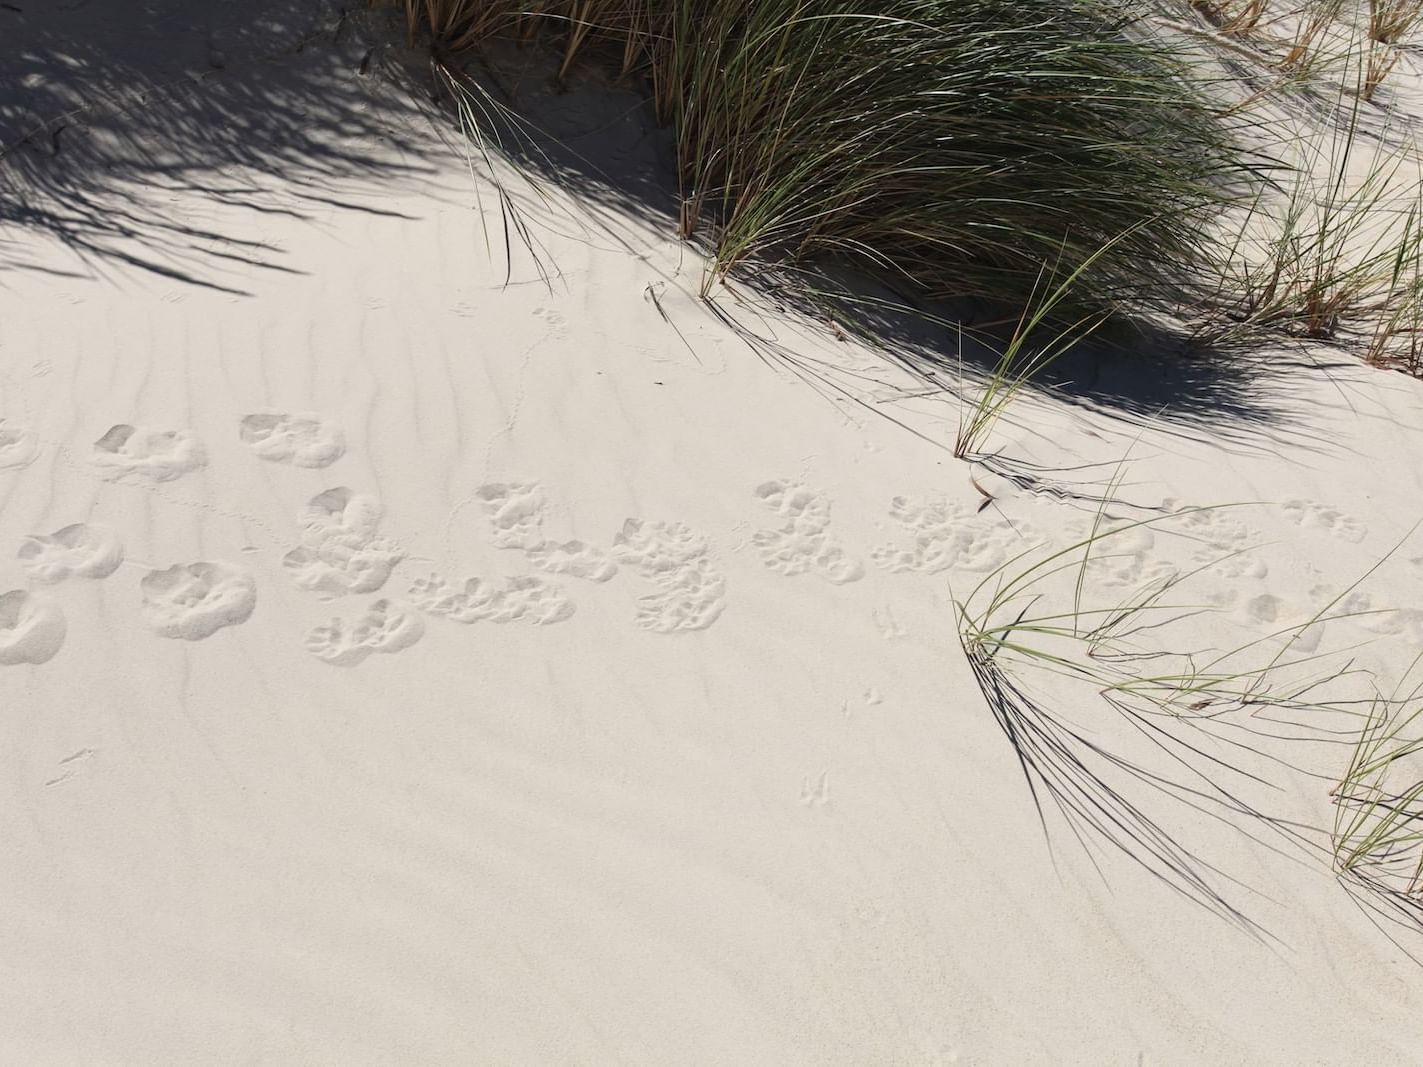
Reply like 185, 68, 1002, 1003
5, 1, 1423, 1063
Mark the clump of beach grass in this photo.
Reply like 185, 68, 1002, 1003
1368, 0, 1423, 44
1332, 659, 1423, 934
951, 234, 1130, 460
394, 0, 1262, 322
1196, 78, 1423, 350
1281, 0, 1349, 73
1361, 0, 1423, 98
952, 484, 1414, 924
954, 505, 1286, 925
1365, 248, 1423, 370
1168, 0, 1422, 106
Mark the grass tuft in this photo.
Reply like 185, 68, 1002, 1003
1368, 0, 1423, 43
1198, 77, 1423, 351
953, 489, 1415, 925
1332, 659, 1423, 937
393, 0, 1262, 321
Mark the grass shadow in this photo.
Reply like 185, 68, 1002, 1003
0, 0, 434, 294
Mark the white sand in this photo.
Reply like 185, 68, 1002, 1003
4, 3, 1423, 1062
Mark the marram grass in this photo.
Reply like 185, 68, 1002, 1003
395, 0, 1263, 318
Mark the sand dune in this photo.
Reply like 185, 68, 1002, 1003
4, 1, 1423, 1063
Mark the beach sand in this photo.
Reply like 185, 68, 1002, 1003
4, 2, 1423, 1062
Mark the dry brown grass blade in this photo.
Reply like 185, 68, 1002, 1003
1369, 0, 1423, 43
1191, 0, 1268, 35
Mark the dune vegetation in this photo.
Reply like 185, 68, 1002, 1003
394, 0, 1423, 374
397, 1, 1260, 314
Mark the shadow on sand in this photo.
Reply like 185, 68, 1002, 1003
0, 1, 1361, 457
0, 0, 434, 295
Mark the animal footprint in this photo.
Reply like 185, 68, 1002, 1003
409, 573, 574, 625
873, 605, 907, 640
474, 482, 547, 550
284, 542, 401, 596
1158, 503, 1267, 579
139, 561, 256, 640
0, 422, 39, 470
873, 496, 1023, 574
1239, 592, 1326, 653
0, 590, 66, 665
532, 306, 566, 330
1282, 500, 1366, 544
611, 518, 706, 574
1067, 520, 1167, 589
524, 539, 618, 582
1368, 608, 1423, 645
305, 599, 424, 666
1160, 503, 1253, 550
473, 480, 619, 582
91, 424, 206, 483
799, 771, 831, 807
284, 487, 402, 596
298, 486, 384, 546
751, 480, 863, 584
239, 412, 346, 468
18, 524, 123, 583
1205, 553, 1268, 580
1331, 589, 1423, 645
612, 519, 726, 633
629, 562, 725, 634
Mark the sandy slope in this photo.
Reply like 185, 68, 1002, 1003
4, 2, 1423, 1063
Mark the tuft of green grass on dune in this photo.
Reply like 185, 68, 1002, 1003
395, 0, 1264, 320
